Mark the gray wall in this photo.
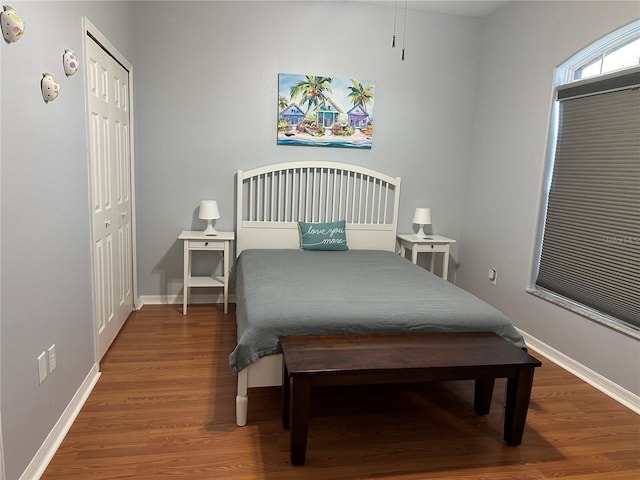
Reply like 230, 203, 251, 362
131, 0, 482, 297
0, 2, 135, 478
1, 1, 638, 478
458, 0, 640, 396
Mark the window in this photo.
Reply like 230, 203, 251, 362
533, 21, 640, 336
572, 36, 640, 81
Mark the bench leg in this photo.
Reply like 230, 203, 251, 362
289, 376, 311, 465
474, 378, 495, 415
504, 367, 535, 446
282, 363, 290, 429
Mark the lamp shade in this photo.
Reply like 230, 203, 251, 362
198, 200, 220, 220
412, 207, 431, 226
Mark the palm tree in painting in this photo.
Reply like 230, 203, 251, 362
278, 96, 289, 112
289, 76, 333, 119
347, 79, 374, 113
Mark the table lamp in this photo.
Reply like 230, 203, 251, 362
412, 207, 431, 239
199, 200, 220, 236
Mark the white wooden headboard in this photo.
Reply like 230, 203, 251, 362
236, 161, 401, 256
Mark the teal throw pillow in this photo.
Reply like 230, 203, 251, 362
298, 220, 349, 251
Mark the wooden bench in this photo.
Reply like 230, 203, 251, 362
281, 332, 541, 465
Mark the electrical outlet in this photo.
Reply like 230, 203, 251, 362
488, 268, 497, 285
37, 352, 47, 384
48, 344, 57, 373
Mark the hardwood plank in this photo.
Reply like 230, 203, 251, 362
42, 304, 640, 479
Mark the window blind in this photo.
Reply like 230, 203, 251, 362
536, 75, 640, 329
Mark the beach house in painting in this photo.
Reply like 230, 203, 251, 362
280, 103, 305, 126
317, 98, 344, 128
347, 104, 370, 128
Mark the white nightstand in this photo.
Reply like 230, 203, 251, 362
397, 234, 456, 280
178, 231, 235, 314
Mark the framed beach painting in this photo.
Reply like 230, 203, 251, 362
277, 73, 375, 149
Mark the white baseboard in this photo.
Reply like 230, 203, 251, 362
0, 409, 5, 480
518, 329, 640, 415
20, 364, 101, 480
138, 293, 235, 307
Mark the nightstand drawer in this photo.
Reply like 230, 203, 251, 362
188, 240, 225, 250
424, 244, 448, 252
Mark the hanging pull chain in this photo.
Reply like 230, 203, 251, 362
401, 0, 408, 60
392, 0, 398, 47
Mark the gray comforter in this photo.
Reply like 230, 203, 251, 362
229, 249, 525, 373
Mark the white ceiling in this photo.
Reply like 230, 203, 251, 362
348, 1, 511, 17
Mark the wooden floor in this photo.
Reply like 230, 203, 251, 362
42, 304, 639, 480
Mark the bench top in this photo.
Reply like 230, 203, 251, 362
280, 332, 541, 376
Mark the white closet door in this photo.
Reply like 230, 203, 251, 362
87, 35, 134, 360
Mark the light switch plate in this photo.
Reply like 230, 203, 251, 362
488, 268, 497, 285
37, 352, 47, 384
48, 344, 56, 373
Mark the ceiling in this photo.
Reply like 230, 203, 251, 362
349, 1, 511, 17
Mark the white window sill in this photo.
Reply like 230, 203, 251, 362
527, 287, 640, 341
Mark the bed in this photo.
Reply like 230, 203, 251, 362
230, 161, 525, 426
